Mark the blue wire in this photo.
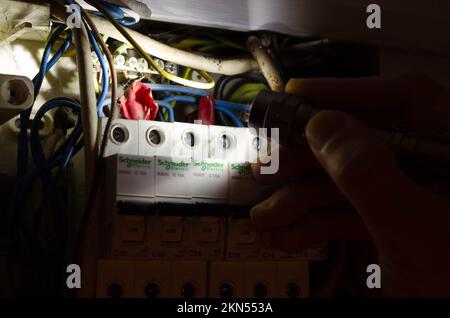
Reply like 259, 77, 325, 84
29, 98, 82, 251
46, 33, 73, 71
32, 25, 67, 95
90, 0, 138, 25
29, 99, 82, 182
162, 95, 251, 112
102, 98, 112, 107
216, 106, 244, 127
149, 83, 250, 111
109, 90, 245, 126
86, 23, 108, 117
18, 25, 67, 178
146, 84, 209, 97
155, 101, 175, 122
15, 29, 73, 246
65, 0, 108, 117
163, 95, 196, 104
161, 95, 244, 127
98, 0, 124, 19
119, 18, 138, 26
216, 100, 251, 112
15, 98, 83, 245
162, 95, 246, 127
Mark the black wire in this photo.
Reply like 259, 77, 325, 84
214, 72, 267, 100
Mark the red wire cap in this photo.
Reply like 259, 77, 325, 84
197, 95, 215, 125
119, 81, 159, 120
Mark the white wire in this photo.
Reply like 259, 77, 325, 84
91, 15, 259, 75
120, 7, 141, 23
75, 0, 141, 23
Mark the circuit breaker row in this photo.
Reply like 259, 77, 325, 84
101, 118, 271, 164
96, 260, 309, 298
105, 152, 270, 208
106, 214, 327, 261
98, 119, 318, 299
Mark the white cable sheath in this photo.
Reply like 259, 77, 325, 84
73, 23, 98, 190
247, 35, 284, 92
120, 7, 140, 23
90, 15, 259, 75
76, 0, 141, 23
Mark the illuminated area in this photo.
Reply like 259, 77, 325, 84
1, 0, 450, 302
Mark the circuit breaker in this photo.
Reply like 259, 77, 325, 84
96, 118, 327, 298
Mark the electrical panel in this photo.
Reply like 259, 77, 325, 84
97, 118, 327, 298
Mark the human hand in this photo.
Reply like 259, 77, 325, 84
251, 73, 450, 297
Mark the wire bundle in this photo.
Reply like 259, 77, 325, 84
86, 0, 216, 89
12, 0, 264, 296
12, 1, 123, 294
14, 25, 83, 234
147, 84, 249, 127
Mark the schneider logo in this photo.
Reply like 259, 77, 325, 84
119, 156, 152, 168
158, 159, 189, 171
193, 161, 225, 171
231, 163, 252, 175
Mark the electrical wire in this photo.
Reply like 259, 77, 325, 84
92, 0, 139, 26
80, 5, 119, 159
149, 83, 251, 111
77, 0, 140, 25
163, 95, 196, 104
155, 101, 175, 122
18, 28, 74, 184
160, 95, 244, 127
214, 72, 267, 100
216, 100, 251, 112
105, 94, 247, 125
13, 1, 123, 296
15, 27, 78, 234
89, 14, 258, 77
73, 21, 99, 187
147, 83, 208, 96
86, 0, 215, 89
215, 106, 244, 127
119, 7, 140, 26
76, 3, 120, 297
18, 25, 69, 179
14, 98, 83, 250
163, 95, 251, 112
229, 83, 266, 103
156, 109, 165, 122
246, 36, 284, 92
86, 26, 108, 117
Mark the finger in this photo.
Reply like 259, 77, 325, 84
252, 145, 320, 185
250, 177, 344, 231
269, 207, 370, 253
286, 73, 443, 120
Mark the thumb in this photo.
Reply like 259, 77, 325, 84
305, 110, 432, 239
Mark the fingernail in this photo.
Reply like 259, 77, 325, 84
306, 111, 350, 150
